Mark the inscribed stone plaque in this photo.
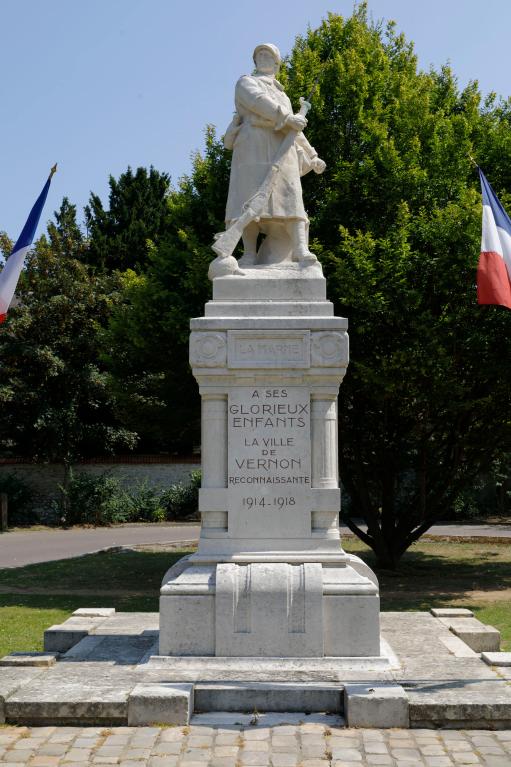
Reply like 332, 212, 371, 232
227, 330, 310, 368
227, 386, 311, 538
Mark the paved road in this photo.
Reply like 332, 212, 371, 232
0, 722, 509, 766
421, 521, 511, 538
0, 523, 200, 569
0, 521, 510, 570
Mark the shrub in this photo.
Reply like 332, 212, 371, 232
55, 470, 200, 526
161, 470, 201, 521
0, 473, 37, 526
129, 480, 166, 522
58, 471, 133, 526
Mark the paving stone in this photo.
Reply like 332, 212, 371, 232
242, 740, 269, 751
210, 759, 237, 767
181, 748, 212, 761
177, 762, 209, 767
12, 737, 45, 749
421, 745, 449, 755
127, 735, 159, 747
366, 756, 392, 766
451, 755, 480, 764
213, 744, 239, 755
244, 729, 271, 740
446, 741, 473, 751
214, 733, 240, 745
73, 737, 101, 747
148, 758, 178, 767
330, 738, 360, 748
298, 760, 330, 767
188, 726, 215, 736
61, 748, 93, 762
239, 752, 270, 765
3, 750, 35, 762
330, 748, 363, 761
30, 728, 55, 739
389, 739, 416, 749
424, 757, 454, 767
271, 735, 297, 751
391, 748, 422, 759
364, 741, 389, 754
270, 753, 299, 766
103, 735, 131, 746
152, 741, 183, 754
159, 728, 186, 741
302, 744, 327, 757
187, 735, 214, 747
95, 745, 125, 757
122, 747, 151, 759
332, 762, 366, 767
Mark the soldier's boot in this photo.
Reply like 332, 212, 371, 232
289, 220, 318, 266
239, 221, 259, 266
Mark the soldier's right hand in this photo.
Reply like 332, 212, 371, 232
285, 113, 308, 131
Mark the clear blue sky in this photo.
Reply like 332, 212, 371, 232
1, 0, 510, 241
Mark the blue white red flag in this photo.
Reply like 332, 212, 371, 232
478, 168, 511, 309
0, 166, 56, 323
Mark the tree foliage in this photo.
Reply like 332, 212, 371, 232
101, 128, 229, 450
0, 200, 136, 479
84, 166, 171, 271
279, 6, 511, 566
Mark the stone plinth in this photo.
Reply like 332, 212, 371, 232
160, 265, 381, 659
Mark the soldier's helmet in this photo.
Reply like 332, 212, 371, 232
253, 43, 281, 66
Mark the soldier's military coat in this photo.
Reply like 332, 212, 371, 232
224, 73, 318, 224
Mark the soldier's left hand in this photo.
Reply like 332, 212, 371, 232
311, 157, 326, 174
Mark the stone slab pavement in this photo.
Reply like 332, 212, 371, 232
1, 521, 510, 570
0, 524, 200, 569
1, 721, 511, 766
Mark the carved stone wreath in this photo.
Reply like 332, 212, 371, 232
311, 331, 349, 367
189, 332, 227, 367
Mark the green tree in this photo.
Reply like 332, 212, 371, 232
0, 199, 136, 516
84, 166, 171, 271
279, 6, 511, 567
102, 128, 229, 450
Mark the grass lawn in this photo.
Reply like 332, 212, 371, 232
0, 539, 509, 656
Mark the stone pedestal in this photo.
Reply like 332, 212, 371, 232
160, 264, 381, 658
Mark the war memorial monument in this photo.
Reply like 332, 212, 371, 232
1, 43, 511, 731
159, 41, 381, 661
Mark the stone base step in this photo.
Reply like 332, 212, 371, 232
408, 696, 511, 729
194, 682, 343, 714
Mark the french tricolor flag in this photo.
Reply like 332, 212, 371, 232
0, 166, 56, 323
478, 168, 511, 310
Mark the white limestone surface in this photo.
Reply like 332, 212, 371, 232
160, 265, 381, 660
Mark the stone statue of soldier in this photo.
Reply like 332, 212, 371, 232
210, 43, 326, 277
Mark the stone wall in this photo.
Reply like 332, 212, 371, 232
0, 459, 201, 510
